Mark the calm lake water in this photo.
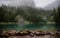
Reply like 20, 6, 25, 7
0, 23, 60, 31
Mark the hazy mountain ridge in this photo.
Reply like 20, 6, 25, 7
0, 0, 35, 7
44, 0, 58, 10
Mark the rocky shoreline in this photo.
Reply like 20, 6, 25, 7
0, 29, 60, 38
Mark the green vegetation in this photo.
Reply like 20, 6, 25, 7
54, 6, 60, 24
0, 5, 59, 31
0, 5, 58, 24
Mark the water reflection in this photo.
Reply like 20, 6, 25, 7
0, 23, 60, 31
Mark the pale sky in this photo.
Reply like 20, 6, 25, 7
34, 0, 56, 7
0, 0, 56, 8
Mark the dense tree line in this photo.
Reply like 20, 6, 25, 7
0, 5, 16, 22
54, 6, 60, 24
0, 5, 58, 23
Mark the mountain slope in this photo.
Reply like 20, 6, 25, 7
0, 0, 35, 7
44, 0, 58, 10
